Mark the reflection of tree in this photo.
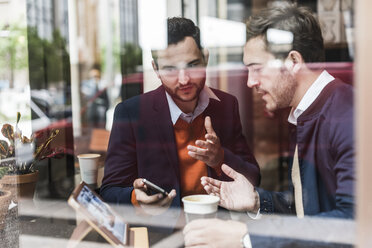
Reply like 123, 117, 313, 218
120, 43, 143, 101
0, 23, 28, 88
121, 42, 142, 76
0, 24, 70, 90
27, 27, 71, 92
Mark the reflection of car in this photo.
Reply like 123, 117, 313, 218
28, 91, 74, 158
120, 72, 143, 102
29, 98, 51, 132
31, 90, 72, 120
95, 72, 143, 130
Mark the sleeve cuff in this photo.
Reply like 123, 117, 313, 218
247, 190, 261, 219
247, 208, 261, 220
131, 189, 140, 206
256, 187, 273, 214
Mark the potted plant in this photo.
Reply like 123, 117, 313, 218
0, 167, 11, 229
0, 112, 61, 201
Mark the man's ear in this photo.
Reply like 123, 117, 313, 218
152, 60, 161, 79
202, 48, 209, 65
285, 50, 303, 74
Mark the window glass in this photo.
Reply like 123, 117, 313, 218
0, 0, 356, 247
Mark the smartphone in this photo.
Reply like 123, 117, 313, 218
142, 179, 169, 196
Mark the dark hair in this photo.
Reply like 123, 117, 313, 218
246, 2, 325, 62
167, 17, 201, 49
152, 17, 202, 67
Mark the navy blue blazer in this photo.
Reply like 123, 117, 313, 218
101, 85, 260, 206
258, 79, 355, 218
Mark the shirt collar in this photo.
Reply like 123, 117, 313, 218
288, 70, 335, 125
166, 85, 220, 125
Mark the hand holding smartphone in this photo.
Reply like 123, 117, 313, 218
142, 179, 169, 196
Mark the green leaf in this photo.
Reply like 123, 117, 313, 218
1, 124, 14, 142
21, 135, 32, 144
16, 112, 21, 124
0, 140, 9, 158
34, 129, 60, 161
0, 167, 8, 180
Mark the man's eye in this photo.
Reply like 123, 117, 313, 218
188, 63, 200, 68
248, 67, 262, 75
253, 68, 262, 73
164, 67, 177, 72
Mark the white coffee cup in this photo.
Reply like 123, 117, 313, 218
182, 194, 220, 222
77, 154, 101, 186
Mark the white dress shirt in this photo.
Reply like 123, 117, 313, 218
165, 85, 220, 125
288, 70, 335, 126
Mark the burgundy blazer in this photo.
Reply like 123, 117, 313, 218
101, 85, 260, 207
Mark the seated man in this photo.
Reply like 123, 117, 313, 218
184, 2, 354, 247
100, 17, 260, 213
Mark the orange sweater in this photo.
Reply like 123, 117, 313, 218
131, 114, 209, 205
174, 115, 208, 198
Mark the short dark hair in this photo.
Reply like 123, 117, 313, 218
167, 17, 201, 49
152, 17, 202, 67
246, 2, 325, 63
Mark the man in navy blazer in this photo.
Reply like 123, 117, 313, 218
100, 17, 260, 212
184, 3, 355, 248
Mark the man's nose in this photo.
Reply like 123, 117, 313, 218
178, 69, 190, 85
247, 74, 259, 88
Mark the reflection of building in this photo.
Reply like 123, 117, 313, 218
26, 0, 69, 42
27, 0, 54, 40
26, 0, 75, 190
119, 0, 139, 46
76, 0, 99, 68
119, 0, 143, 101
227, 0, 251, 22
53, 0, 70, 43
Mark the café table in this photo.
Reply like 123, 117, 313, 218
0, 162, 356, 248
16, 198, 185, 247
0, 197, 354, 248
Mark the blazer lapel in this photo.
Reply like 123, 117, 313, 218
152, 86, 180, 182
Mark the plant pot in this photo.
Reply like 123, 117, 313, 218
0, 189, 11, 229
0, 171, 39, 201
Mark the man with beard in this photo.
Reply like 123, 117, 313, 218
184, 3, 354, 247
100, 17, 260, 213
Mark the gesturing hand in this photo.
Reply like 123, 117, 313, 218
201, 164, 259, 212
187, 116, 224, 168
133, 178, 176, 215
